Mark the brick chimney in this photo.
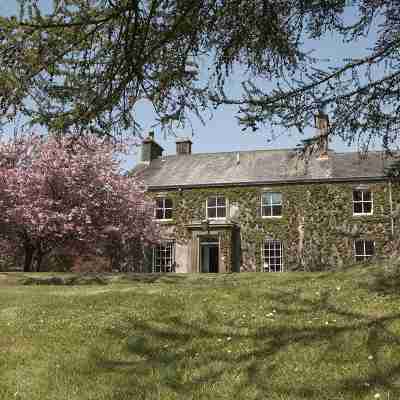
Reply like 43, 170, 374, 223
315, 112, 329, 159
141, 131, 164, 163
176, 137, 192, 155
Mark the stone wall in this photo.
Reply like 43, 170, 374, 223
151, 180, 400, 271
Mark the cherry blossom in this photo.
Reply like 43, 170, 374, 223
0, 133, 159, 271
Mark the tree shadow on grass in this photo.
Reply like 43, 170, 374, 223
362, 266, 400, 296
121, 273, 189, 284
91, 285, 400, 400
122, 272, 264, 288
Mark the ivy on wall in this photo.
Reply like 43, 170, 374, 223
150, 181, 400, 272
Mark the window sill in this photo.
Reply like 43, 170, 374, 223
263, 269, 284, 273
353, 213, 374, 217
154, 219, 174, 223
261, 216, 283, 219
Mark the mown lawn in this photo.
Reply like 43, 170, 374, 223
1, 266, 400, 400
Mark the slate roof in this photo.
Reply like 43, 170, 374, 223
132, 149, 395, 190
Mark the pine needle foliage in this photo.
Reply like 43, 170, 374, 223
0, 1, 399, 152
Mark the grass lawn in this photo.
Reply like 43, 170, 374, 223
1, 266, 400, 399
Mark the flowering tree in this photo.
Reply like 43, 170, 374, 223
0, 133, 159, 272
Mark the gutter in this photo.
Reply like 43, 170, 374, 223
146, 176, 390, 191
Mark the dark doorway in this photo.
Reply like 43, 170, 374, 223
200, 241, 219, 273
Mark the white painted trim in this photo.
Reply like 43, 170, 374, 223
261, 239, 284, 272
152, 240, 176, 273
260, 191, 283, 218
154, 196, 173, 220
352, 189, 373, 216
206, 195, 228, 220
353, 212, 374, 216
353, 239, 375, 261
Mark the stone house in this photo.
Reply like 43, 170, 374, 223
133, 115, 400, 273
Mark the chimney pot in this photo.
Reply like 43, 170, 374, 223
141, 132, 163, 163
176, 137, 192, 155
315, 112, 329, 134
314, 112, 330, 157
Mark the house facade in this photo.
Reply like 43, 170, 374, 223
133, 118, 400, 273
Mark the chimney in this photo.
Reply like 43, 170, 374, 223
314, 112, 330, 159
176, 137, 192, 155
141, 131, 164, 163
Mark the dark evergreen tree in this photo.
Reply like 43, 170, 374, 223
0, 1, 399, 153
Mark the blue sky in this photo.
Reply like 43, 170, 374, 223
0, 1, 381, 169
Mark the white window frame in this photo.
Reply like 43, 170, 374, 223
354, 239, 375, 262
261, 192, 283, 218
206, 195, 227, 220
262, 239, 283, 272
154, 197, 173, 221
353, 189, 373, 216
152, 241, 175, 273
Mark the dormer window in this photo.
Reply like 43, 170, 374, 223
207, 195, 226, 219
353, 189, 373, 215
155, 197, 173, 220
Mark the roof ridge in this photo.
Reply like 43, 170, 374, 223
334, 150, 392, 156
162, 148, 298, 158
162, 149, 394, 159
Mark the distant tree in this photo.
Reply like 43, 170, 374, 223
0, 133, 159, 272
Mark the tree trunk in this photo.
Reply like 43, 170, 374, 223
24, 245, 35, 272
35, 250, 43, 272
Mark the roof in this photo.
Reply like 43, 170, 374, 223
132, 149, 396, 190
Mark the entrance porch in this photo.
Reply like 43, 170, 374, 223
184, 221, 240, 273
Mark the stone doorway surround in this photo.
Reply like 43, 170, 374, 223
184, 221, 238, 273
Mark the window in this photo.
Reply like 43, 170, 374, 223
155, 197, 173, 220
353, 190, 373, 215
207, 196, 226, 219
152, 241, 175, 272
261, 192, 282, 217
354, 240, 375, 262
262, 240, 283, 272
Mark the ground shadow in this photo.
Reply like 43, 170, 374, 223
90, 280, 400, 399
362, 265, 400, 296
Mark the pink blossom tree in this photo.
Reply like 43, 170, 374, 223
0, 133, 159, 272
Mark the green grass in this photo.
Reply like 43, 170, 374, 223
1, 266, 400, 400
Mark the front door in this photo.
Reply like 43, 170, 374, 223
200, 241, 219, 273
